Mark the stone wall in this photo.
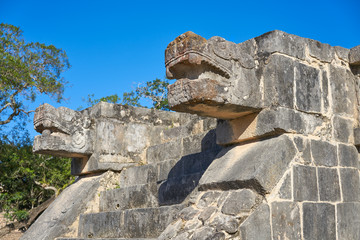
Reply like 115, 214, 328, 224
22, 30, 360, 240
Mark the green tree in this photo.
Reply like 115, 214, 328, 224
83, 78, 171, 110
0, 23, 72, 224
0, 23, 70, 125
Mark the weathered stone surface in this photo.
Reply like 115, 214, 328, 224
216, 107, 323, 145
337, 203, 360, 240
332, 115, 354, 143
295, 62, 321, 112
303, 203, 336, 240
318, 167, 341, 202
146, 139, 182, 164
190, 227, 216, 240
119, 164, 157, 187
200, 135, 296, 194
339, 168, 360, 202
239, 203, 271, 240
334, 46, 350, 61
79, 205, 184, 239
311, 139, 337, 166
308, 39, 334, 62
293, 165, 318, 201
338, 143, 359, 168
293, 136, 312, 164
221, 189, 257, 215
330, 66, 356, 117
278, 172, 292, 199
271, 202, 301, 240
263, 54, 295, 109
99, 184, 157, 212
198, 206, 217, 223
179, 206, 199, 221
197, 191, 222, 208
354, 127, 360, 147
255, 30, 306, 60
349, 45, 360, 65
210, 214, 239, 234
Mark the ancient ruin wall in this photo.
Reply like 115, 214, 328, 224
21, 30, 360, 240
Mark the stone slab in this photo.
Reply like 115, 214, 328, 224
293, 165, 318, 201
271, 202, 301, 240
239, 203, 271, 240
311, 140, 337, 167
303, 203, 336, 240
337, 203, 360, 240
199, 135, 296, 194
318, 167, 341, 202
349, 45, 360, 65
339, 168, 360, 202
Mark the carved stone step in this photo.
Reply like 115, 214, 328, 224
99, 183, 158, 212
78, 205, 185, 239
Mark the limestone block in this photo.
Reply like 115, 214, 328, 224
303, 203, 336, 240
78, 211, 123, 238
220, 189, 257, 216
334, 46, 350, 61
278, 172, 292, 199
216, 107, 323, 145
307, 39, 334, 62
199, 135, 296, 194
295, 62, 321, 113
209, 214, 239, 234
339, 168, 360, 202
311, 139, 337, 167
337, 203, 360, 240
99, 184, 157, 212
197, 191, 222, 208
239, 203, 271, 240
293, 136, 312, 164
271, 202, 301, 240
330, 66, 356, 117
332, 115, 354, 143
293, 165, 318, 201
354, 127, 360, 147
146, 139, 182, 164
318, 167, 341, 202
349, 45, 360, 65
338, 143, 359, 168
263, 54, 295, 109
190, 227, 216, 240
255, 30, 306, 60
119, 164, 157, 187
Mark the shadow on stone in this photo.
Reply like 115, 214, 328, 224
158, 130, 222, 205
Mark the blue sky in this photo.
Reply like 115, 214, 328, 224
0, 0, 359, 138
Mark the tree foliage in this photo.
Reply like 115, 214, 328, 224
0, 23, 70, 125
0, 137, 73, 222
83, 78, 171, 110
0, 23, 73, 223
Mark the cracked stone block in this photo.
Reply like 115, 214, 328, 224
198, 206, 217, 223
293, 165, 318, 201
318, 167, 341, 202
239, 203, 271, 240
271, 202, 301, 240
293, 136, 312, 164
311, 139, 337, 167
338, 143, 359, 168
221, 189, 257, 215
303, 203, 336, 240
337, 203, 360, 240
339, 168, 360, 202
